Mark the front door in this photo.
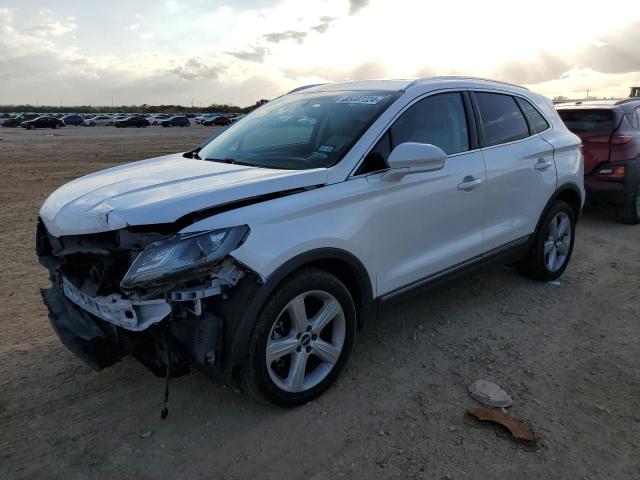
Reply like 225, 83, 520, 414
359, 91, 487, 295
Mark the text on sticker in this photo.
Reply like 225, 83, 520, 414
336, 95, 383, 105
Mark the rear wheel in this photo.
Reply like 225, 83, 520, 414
247, 268, 356, 406
518, 200, 576, 281
614, 182, 640, 225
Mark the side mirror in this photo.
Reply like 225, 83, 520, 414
382, 142, 447, 181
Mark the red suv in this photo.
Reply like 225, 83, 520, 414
557, 100, 640, 224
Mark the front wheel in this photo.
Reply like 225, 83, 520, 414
518, 200, 576, 281
247, 268, 356, 406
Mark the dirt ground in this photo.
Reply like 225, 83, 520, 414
1, 125, 639, 480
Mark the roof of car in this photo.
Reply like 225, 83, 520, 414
556, 99, 640, 109
291, 76, 528, 94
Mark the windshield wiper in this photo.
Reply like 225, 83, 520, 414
206, 157, 256, 167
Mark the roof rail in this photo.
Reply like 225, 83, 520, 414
403, 76, 529, 91
286, 83, 327, 94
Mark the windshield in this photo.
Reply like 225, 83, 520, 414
198, 90, 400, 169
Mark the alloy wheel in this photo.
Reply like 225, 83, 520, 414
544, 212, 572, 272
266, 290, 345, 393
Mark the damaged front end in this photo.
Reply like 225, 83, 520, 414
37, 218, 249, 378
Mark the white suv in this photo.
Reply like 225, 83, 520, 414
38, 77, 584, 406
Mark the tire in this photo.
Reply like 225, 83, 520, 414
614, 182, 640, 225
247, 268, 356, 406
90, 122, 95, 126
518, 200, 576, 281
28, 124, 34, 130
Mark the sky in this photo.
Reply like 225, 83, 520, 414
0, 0, 639, 107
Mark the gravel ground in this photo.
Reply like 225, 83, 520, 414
0, 125, 639, 480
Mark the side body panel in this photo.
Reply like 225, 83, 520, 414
365, 150, 486, 294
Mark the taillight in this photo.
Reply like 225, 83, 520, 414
610, 135, 632, 145
584, 134, 632, 145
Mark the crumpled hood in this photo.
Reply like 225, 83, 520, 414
40, 153, 328, 237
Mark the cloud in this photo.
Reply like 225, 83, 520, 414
493, 51, 571, 85
576, 22, 640, 74
263, 30, 307, 44
125, 23, 140, 31
170, 57, 225, 80
27, 19, 77, 37
311, 16, 337, 33
226, 45, 270, 63
348, 0, 370, 15
282, 61, 389, 83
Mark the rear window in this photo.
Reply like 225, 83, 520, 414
557, 109, 618, 133
475, 92, 529, 146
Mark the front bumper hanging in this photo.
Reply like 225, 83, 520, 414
41, 286, 123, 370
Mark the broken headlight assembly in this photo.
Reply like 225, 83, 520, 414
121, 225, 249, 289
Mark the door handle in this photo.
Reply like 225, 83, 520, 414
534, 158, 553, 171
457, 176, 482, 191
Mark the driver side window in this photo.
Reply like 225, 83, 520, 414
357, 92, 470, 175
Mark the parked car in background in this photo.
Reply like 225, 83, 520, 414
114, 115, 150, 128
195, 113, 216, 124
202, 115, 231, 126
160, 116, 190, 127
38, 77, 583, 406
83, 115, 113, 126
557, 99, 640, 224
22, 116, 65, 129
2, 113, 39, 127
150, 114, 171, 125
62, 115, 85, 126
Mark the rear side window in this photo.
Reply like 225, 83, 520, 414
516, 97, 550, 134
475, 92, 529, 146
557, 109, 618, 133
629, 109, 640, 129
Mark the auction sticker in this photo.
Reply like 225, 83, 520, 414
336, 95, 383, 105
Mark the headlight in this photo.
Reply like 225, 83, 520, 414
121, 225, 249, 289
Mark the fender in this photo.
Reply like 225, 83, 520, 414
216, 248, 374, 379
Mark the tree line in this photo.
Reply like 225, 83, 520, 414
0, 99, 270, 114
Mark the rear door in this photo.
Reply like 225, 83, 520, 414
472, 91, 557, 250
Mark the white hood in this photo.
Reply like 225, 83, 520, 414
40, 153, 328, 237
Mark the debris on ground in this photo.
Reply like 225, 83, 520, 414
467, 407, 535, 443
546, 279, 561, 286
468, 379, 513, 408
140, 430, 153, 439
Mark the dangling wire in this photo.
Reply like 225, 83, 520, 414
160, 324, 171, 420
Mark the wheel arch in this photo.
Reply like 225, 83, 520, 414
219, 248, 374, 380
538, 182, 583, 232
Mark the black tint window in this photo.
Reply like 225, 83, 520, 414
631, 109, 640, 129
357, 131, 391, 175
390, 92, 469, 155
476, 93, 529, 146
557, 109, 617, 133
516, 97, 550, 133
